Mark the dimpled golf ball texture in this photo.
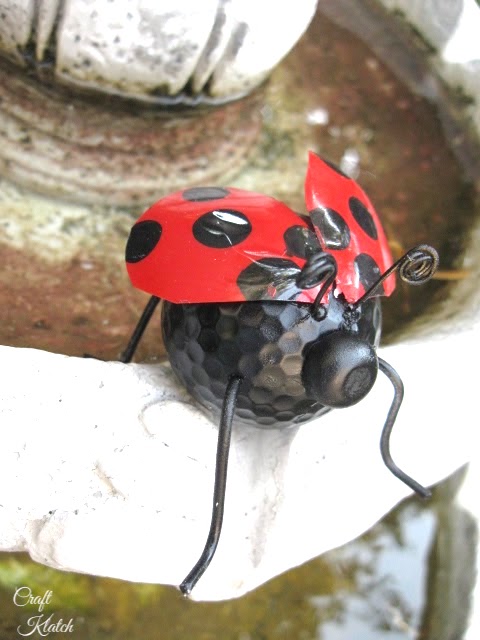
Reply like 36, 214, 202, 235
162, 297, 382, 428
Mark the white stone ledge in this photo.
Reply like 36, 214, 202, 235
0, 330, 474, 600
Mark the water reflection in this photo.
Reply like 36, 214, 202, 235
317, 507, 436, 639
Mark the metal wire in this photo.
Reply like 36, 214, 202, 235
120, 295, 161, 363
179, 375, 243, 596
296, 252, 338, 320
351, 244, 439, 310
378, 358, 432, 499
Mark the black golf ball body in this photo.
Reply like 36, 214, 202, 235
162, 295, 382, 428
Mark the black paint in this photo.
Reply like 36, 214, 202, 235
125, 220, 162, 263
183, 187, 230, 201
355, 252, 384, 293
192, 209, 252, 248
284, 225, 319, 258
309, 206, 351, 249
349, 197, 378, 240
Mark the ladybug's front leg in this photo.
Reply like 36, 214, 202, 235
180, 375, 243, 596
378, 358, 432, 499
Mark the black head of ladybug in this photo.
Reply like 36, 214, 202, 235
302, 331, 378, 408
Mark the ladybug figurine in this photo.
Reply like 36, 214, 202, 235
121, 151, 439, 595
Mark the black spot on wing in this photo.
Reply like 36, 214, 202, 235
125, 220, 162, 263
192, 209, 252, 248
354, 253, 384, 294
237, 258, 302, 301
309, 207, 350, 250
284, 225, 319, 259
349, 197, 378, 240
182, 187, 230, 201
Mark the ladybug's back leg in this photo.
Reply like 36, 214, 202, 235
120, 295, 161, 363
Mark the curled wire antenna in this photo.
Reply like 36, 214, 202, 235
297, 252, 337, 289
397, 244, 439, 284
351, 244, 439, 310
297, 252, 338, 319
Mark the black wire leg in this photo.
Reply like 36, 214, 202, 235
179, 375, 243, 596
120, 295, 160, 363
378, 358, 431, 499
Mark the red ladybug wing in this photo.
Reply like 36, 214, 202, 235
305, 152, 394, 303
125, 186, 322, 304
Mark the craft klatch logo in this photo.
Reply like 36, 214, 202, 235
13, 586, 75, 636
